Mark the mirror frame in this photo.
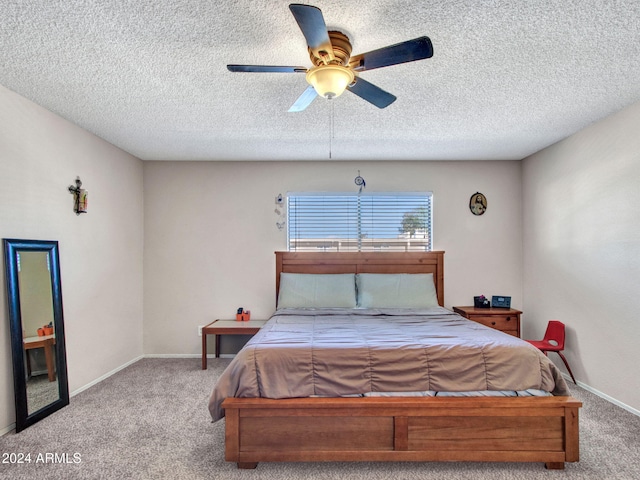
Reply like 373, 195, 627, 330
3, 239, 69, 432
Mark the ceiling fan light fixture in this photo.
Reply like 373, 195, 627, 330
306, 65, 355, 99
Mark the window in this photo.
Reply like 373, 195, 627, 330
287, 192, 432, 252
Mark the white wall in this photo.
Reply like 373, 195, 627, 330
143, 160, 523, 355
523, 100, 640, 412
0, 85, 144, 433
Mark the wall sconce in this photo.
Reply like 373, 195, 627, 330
68, 177, 88, 215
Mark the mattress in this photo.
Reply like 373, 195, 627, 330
208, 306, 569, 421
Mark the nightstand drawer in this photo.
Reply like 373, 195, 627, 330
452, 306, 522, 338
467, 315, 517, 331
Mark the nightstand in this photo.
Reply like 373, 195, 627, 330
201, 319, 267, 369
452, 306, 521, 338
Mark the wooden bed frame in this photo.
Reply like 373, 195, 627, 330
223, 251, 581, 470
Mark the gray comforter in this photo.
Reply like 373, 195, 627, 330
208, 307, 569, 421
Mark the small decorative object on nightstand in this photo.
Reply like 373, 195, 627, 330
473, 295, 490, 308
453, 306, 521, 338
491, 295, 511, 308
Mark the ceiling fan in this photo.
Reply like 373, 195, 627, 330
227, 4, 434, 112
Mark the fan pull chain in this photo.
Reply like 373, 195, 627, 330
329, 100, 334, 159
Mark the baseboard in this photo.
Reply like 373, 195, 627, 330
566, 374, 640, 417
0, 423, 16, 436
70, 355, 144, 397
144, 353, 236, 359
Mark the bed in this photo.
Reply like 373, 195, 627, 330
210, 251, 581, 470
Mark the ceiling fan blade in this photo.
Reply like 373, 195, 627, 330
227, 65, 307, 73
289, 4, 335, 61
288, 85, 318, 112
348, 36, 433, 72
346, 77, 396, 109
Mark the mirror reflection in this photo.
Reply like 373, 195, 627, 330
18, 251, 60, 414
4, 239, 69, 432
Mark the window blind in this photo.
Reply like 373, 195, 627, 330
287, 192, 432, 252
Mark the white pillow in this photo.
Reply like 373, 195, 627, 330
356, 273, 439, 308
277, 273, 357, 309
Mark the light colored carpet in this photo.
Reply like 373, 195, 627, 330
1, 358, 639, 479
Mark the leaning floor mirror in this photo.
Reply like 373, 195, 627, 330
3, 239, 69, 432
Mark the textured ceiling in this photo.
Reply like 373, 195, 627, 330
2, 0, 640, 161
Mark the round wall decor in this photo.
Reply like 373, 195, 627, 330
469, 192, 487, 215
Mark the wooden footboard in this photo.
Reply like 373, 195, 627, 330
223, 396, 581, 470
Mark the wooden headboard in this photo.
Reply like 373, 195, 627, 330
275, 251, 445, 307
